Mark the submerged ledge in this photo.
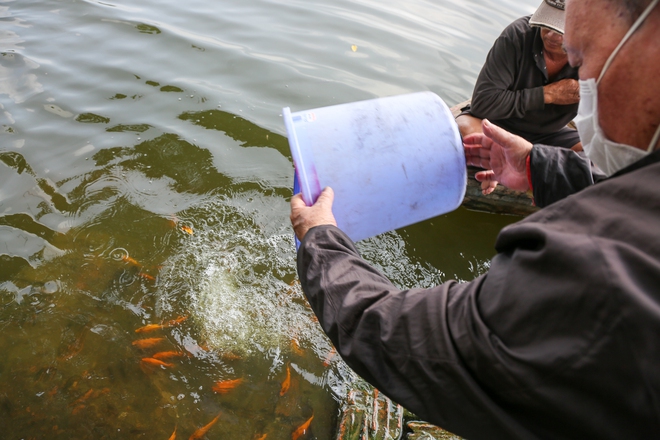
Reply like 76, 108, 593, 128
336, 384, 464, 440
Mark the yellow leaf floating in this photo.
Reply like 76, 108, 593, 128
351, 45, 357, 52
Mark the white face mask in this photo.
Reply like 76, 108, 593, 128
574, 0, 660, 176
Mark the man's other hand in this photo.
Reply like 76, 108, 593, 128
290, 187, 338, 241
543, 78, 580, 105
464, 120, 533, 194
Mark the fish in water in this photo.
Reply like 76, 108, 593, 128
212, 378, 243, 394
152, 351, 187, 360
47, 385, 59, 398
280, 364, 291, 396
122, 255, 142, 267
132, 337, 165, 349
71, 389, 94, 407
255, 435, 267, 440
134, 324, 163, 333
292, 415, 314, 440
70, 387, 110, 413
138, 272, 156, 282
181, 225, 194, 235
141, 358, 174, 368
58, 325, 89, 361
323, 347, 337, 367
140, 357, 174, 374
189, 413, 221, 440
135, 316, 187, 333
166, 315, 188, 326
168, 426, 177, 440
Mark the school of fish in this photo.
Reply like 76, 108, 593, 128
105, 242, 320, 438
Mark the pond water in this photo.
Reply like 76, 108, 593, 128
1, 0, 539, 438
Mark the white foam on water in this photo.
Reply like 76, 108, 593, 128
157, 193, 325, 358
191, 261, 313, 355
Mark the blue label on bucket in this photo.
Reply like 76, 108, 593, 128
293, 170, 301, 251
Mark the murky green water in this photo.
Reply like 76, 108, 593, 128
1, 0, 538, 437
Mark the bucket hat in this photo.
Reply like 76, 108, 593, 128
530, 0, 566, 34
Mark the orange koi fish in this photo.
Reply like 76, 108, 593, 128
122, 255, 142, 267
212, 378, 243, 394
280, 364, 291, 396
132, 337, 165, 349
72, 389, 94, 406
291, 415, 314, 440
135, 324, 163, 333
323, 347, 337, 367
135, 316, 187, 333
141, 358, 174, 368
165, 315, 188, 326
152, 351, 186, 360
59, 326, 88, 361
69, 387, 108, 414
47, 386, 59, 398
255, 435, 267, 440
168, 426, 177, 440
189, 413, 221, 440
138, 272, 156, 282
181, 225, 194, 235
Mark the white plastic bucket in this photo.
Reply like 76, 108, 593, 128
283, 91, 466, 243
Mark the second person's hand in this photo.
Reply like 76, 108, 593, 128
464, 119, 533, 193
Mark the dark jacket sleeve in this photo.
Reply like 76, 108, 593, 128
469, 21, 545, 121
530, 144, 607, 207
297, 225, 534, 439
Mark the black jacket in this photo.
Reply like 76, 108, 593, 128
297, 151, 660, 439
529, 145, 607, 207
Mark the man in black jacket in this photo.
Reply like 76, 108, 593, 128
457, 0, 582, 152
290, 0, 660, 438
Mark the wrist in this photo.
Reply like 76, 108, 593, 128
543, 85, 553, 105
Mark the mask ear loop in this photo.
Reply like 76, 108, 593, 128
649, 124, 660, 153
597, 0, 660, 84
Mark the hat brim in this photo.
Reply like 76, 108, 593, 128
529, 1, 565, 34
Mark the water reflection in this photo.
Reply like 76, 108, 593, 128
179, 109, 293, 190
0, 52, 42, 105
180, 109, 289, 154
0, 129, 350, 437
